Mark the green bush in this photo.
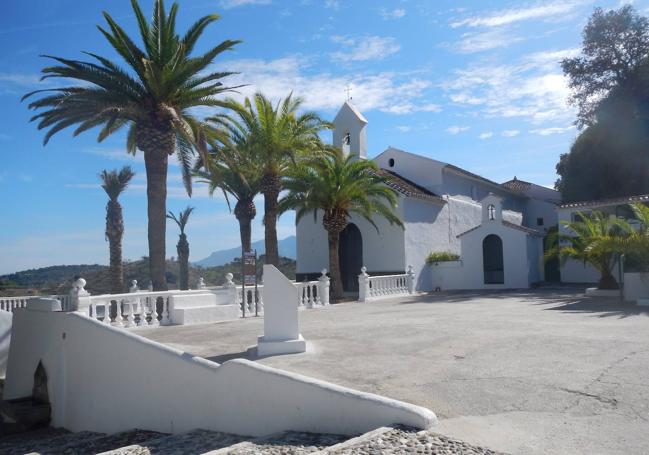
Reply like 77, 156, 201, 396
426, 252, 460, 264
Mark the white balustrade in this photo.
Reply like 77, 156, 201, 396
358, 265, 416, 302
0, 294, 73, 313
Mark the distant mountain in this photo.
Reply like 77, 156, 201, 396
194, 235, 296, 268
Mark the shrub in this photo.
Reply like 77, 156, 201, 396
426, 252, 460, 264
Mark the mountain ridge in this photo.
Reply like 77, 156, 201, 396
194, 235, 296, 268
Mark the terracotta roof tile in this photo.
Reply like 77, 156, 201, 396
558, 193, 649, 209
373, 169, 445, 204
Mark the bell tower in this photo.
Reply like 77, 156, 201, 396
333, 101, 368, 160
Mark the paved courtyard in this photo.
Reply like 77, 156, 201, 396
139, 289, 649, 455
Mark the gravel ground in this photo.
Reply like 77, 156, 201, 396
229, 432, 347, 454
334, 427, 506, 455
100, 429, 249, 455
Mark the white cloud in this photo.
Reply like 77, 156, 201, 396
219, 0, 271, 9
216, 56, 440, 115
502, 130, 520, 137
325, 0, 340, 10
530, 126, 576, 135
451, 1, 584, 28
454, 28, 523, 53
396, 126, 412, 133
330, 35, 400, 62
446, 126, 469, 135
479, 132, 494, 139
380, 8, 406, 19
442, 49, 575, 124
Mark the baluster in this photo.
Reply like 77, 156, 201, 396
124, 300, 134, 327
149, 298, 160, 326
139, 300, 149, 326
257, 289, 264, 314
114, 300, 125, 327
160, 297, 171, 325
248, 290, 254, 315
313, 284, 320, 306
103, 301, 112, 325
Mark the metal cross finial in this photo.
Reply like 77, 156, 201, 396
345, 84, 352, 101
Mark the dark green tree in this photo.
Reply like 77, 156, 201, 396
562, 5, 649, 127
99, 166, 135, 293
167, 207, 194, 290
23, 0, 240, 290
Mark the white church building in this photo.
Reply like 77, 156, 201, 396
296, 102, 562, 292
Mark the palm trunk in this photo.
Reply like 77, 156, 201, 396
144, 150, 169, 291
239, 217, 252, 253
108, 234, 124, 294
328, 230, 343, 300
263, 189, 280, 266
177, 234, 189, 291
598, 268, 619, 290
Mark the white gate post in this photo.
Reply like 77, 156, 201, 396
223, 273, 238, 307
318, 269, 330, 306
407, 265, 416, 294
69, 278, 91, 313
358, 267, 370, 302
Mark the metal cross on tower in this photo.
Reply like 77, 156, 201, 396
345, 85, 352, 101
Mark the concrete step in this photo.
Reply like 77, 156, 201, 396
99, 429, 249, 455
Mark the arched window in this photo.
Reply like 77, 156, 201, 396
388, 158, 395, 167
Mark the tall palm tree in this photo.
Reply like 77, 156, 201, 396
167, 206, 194, 290
545, 211, 627, 289
23, 0, 240, 290
209, 93, 331, 266
195, 145, 261, 253
100, 166, 135, 294
278, 148, 402, 299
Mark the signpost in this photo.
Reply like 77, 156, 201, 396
242, 250, 258, 317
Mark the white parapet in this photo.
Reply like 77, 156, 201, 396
257, 265, 306, 356
3, 306, 436, 436
170, 292, 240, 325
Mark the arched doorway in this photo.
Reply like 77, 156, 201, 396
339, 223, 363, 292
483, 234, 504, 284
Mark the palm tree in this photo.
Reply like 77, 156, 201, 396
100, 166, 135, 294
545, 211, 627, 289
595, 203, 649, 272
23, 0, 240, 290
209, 93, 331, 266
278, 148, 403, 300
167, 206, 194, 290
195, 145, 261, 253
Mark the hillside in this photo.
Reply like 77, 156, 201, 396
0, 257, 296, 297
195, 235, 296, 267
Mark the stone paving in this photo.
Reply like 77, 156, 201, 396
139, 288, 649, 455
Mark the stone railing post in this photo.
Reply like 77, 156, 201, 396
69, 278, 91, 313
223, 273, 238, 306
129, 280, 139, 293
358, 267, 370, 303
197, 277, 206, 290
147, 281, 153, 292
318, 269, 330, 306
407, 265, 416, 294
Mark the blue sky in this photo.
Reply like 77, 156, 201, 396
0, 0, 645, 274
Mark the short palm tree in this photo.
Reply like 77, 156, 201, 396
167, 206, 194, 290
594, 203, 649, 272
100, 166, 135, 294
279, 148, 403, 299
545, 211, 627, 289
195, 145, 261, 253
23, 0, 240, 290
209, 93, 331, 266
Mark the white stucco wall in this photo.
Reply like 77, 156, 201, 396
4, 307, 435, 435
297, 203, 406, 275
373, 148, 445, 192
0, 311, 11, 378
623, 273, 649, 301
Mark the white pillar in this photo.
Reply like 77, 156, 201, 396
197, 277, 206, 289
69, 278, 91, 314
318, 269, 330, 306
358, 267, 370, 302
407, 265, 416, 294
223, 273, 238, 308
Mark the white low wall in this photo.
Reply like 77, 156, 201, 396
623, 273, 649, 302
429, 261, 465, 290
3, 306, 435, 436
0, 310, 11, 378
